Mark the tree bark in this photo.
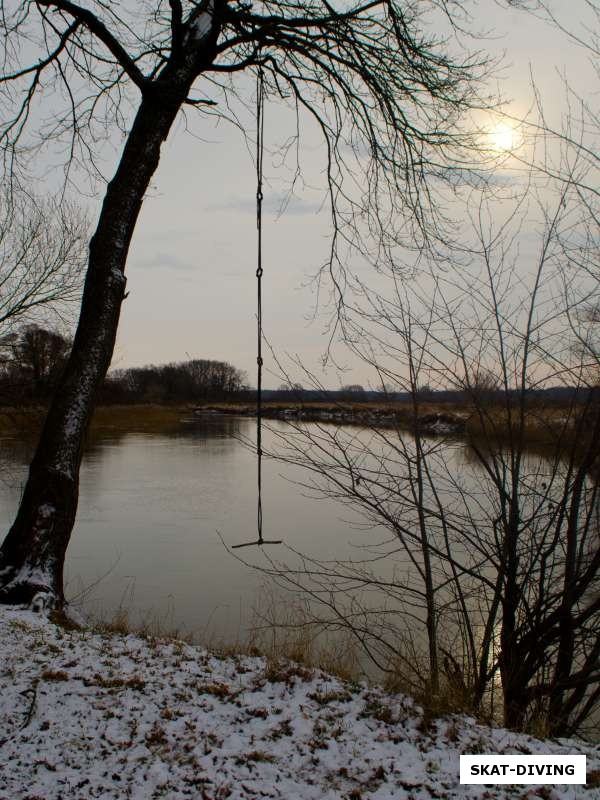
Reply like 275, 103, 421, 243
0, 82, 192, 607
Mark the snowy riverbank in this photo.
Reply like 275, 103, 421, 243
0, 606, 598, 799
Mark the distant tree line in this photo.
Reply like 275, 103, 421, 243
267, 384, 588, 406
1, 324, 594, 410
100, 359, 249, 404
0, 325, 72, 403
0, 324, 248, 406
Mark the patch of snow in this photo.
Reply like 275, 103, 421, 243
110, 267, 126, 285
11, 563, 53, 589
30, 591, 52, 613
188, 0, 215, 42
37, 503, 55, 519
0, 606, 598, 799
428, 421, 457, 434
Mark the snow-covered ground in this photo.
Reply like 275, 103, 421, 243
0, 606, 598, 800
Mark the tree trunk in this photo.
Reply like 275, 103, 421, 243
0, 84, 190, 608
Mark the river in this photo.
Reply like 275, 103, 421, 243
0, 416, 380, 643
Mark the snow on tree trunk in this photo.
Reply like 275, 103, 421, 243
0, 85, 191, 608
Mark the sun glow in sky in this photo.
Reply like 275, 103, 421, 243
115, 3, 594, 386
14, 2, 594, 388
488, 122, 519, 153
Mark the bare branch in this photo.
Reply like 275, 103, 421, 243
35, 0, 148, 90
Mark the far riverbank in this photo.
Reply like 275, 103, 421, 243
0, 398, 590, 453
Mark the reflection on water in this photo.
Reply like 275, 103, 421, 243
0, 417, 373, 642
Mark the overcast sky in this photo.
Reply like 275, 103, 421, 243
79, 1, 598, 389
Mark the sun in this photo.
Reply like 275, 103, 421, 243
488, 122, 518, 153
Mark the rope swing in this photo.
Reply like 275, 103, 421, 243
232, 63, 282, 550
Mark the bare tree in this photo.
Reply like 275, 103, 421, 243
1, 325, 72, 401
0, 190, 85, 335
0, 0, 490, 606
340, 384, 366, 398
258, 141, 600, 737
459, 366, 501, 407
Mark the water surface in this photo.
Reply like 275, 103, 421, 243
0, 417, 370, 641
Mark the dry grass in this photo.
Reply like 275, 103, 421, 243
90, 604, 195, 645
89, 404, 189, 435
0, 404, 190, 438
587, 770, 600, 788
384, 660, 483, 730
463, 402, 587, 455
247, 589, 362, 683
95, 607, 132, 636
0, 406, 46, 437
86, 589, 362, 692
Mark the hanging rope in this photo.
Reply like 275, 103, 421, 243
233, 63, 281, 550
255, 61, 265, 541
